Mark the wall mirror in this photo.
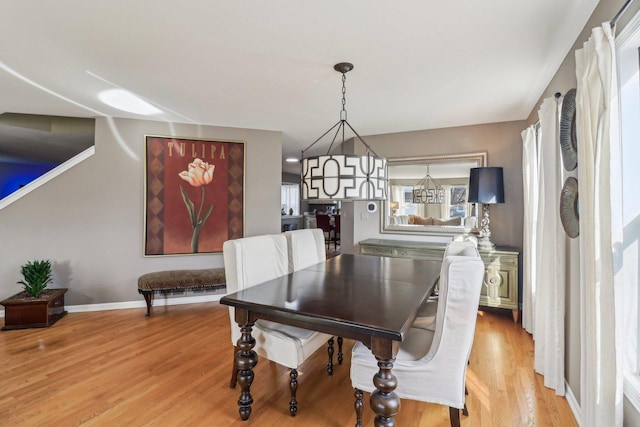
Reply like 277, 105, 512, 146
382, 152, 487, 236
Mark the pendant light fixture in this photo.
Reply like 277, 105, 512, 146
301, 63, 387, 201
412, 165, 445, 204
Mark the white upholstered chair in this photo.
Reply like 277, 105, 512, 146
350, 245, 485, 427
223, 234, 332, 416
284, 228, 326, 272
284, 228, 343, 373
414, 238, 480, 330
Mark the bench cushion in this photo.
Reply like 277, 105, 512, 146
138, 268, 225, 292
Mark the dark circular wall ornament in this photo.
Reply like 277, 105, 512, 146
560, 177, 579, 238
560, 89, 578, 171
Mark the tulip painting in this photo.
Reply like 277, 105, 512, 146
144, 136, 244, 256
178, 158, 215, 253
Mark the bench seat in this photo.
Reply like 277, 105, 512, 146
138, 268, 226, 316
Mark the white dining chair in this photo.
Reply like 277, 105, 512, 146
350, 245, 485, 427
284, 228, 326, 272
223, 234, 332, 416
285, 228, 343, 373
414, 238, 480, 330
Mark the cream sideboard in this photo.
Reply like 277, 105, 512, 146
359, 239, 520, 322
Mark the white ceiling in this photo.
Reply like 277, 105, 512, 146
0, 1, 598, 173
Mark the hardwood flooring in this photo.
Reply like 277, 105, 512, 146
0, 303, 577, 426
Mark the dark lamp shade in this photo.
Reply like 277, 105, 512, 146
468, 167, 505, 204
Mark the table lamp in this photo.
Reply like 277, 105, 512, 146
468, 167, 504, 249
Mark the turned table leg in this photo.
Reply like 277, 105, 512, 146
354, 388, 364, 427
370, 357, 400, 427
235, 321, 258, 421
327, 337, 334, 375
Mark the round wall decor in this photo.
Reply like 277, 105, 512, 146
366, 202, 378, 213
560, 176, 579, 238
560, 89, 578, 171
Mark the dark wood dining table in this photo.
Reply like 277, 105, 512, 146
220, 253, 441, 426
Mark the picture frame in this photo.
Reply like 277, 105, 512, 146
144, 135, 245, 256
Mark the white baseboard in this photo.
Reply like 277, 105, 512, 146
0, 292, 225, 317
624, 374, 640, 415
565, 380, 582, 426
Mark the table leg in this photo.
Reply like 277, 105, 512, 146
370, 357, 400, 427
327, 337, 334, 375
354, 388, 364, 427
235, 321, 258, 421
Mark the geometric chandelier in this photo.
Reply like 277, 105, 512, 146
301, 63, 388, 201
412, 165, 444, 204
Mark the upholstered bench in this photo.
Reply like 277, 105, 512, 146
138, 268, 226, 317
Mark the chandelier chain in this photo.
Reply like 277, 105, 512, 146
301, 62, 380, 158
341, 72, 347, 121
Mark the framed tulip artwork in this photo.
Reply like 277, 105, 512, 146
144, 135, 245, 256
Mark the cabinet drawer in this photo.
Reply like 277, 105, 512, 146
360, 244, 442, 261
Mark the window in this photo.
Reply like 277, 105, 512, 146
617, 11, 640, 410
281, 183, 300, 216
448, 185, 468, 218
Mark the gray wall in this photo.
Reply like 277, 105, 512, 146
526, 0, 640, 423
346, 120, 526, 253
0, 117, 282, 305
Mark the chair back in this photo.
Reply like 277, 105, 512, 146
223, 234, 289, 343
315, 213, 332, 233
424, 245, 484, 404
449, 235, 478, 250
333, 215, 340, 234
285, 228, 326, 272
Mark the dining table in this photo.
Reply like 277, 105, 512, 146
220, 253, 441, 426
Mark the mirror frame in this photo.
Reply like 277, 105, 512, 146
381, 151, 487, 236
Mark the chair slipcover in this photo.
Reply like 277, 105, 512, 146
284, 228, 326, 272
223, 234, 329, 369
351, 245, 484, 409
414, 239, 480, 330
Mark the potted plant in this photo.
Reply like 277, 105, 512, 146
18, 260, 53, 297
1, 259, 68, 330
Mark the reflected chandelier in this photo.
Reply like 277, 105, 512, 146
412, 165, 444, 204
301, 63, 387, 201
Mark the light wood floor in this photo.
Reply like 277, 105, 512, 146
0, 303, 577, 426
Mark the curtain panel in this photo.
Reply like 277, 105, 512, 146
521, 125, 538, 334
575, 22, 624, 427
532, 97, 567, 396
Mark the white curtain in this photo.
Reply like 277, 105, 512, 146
521, 125, 539, 334
390, 185, 403, 209
533, 96, 566, 395
575, 23, 623, 427
441, 185, 451, 218
281, 183, 300, 215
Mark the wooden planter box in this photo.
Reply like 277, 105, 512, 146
1, 288, 68, 331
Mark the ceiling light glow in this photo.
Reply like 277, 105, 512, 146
98, 89, 162, 115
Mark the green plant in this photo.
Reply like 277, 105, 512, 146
17, 260, 53, 298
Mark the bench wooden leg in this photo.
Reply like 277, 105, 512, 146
142, 291, 153, 317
